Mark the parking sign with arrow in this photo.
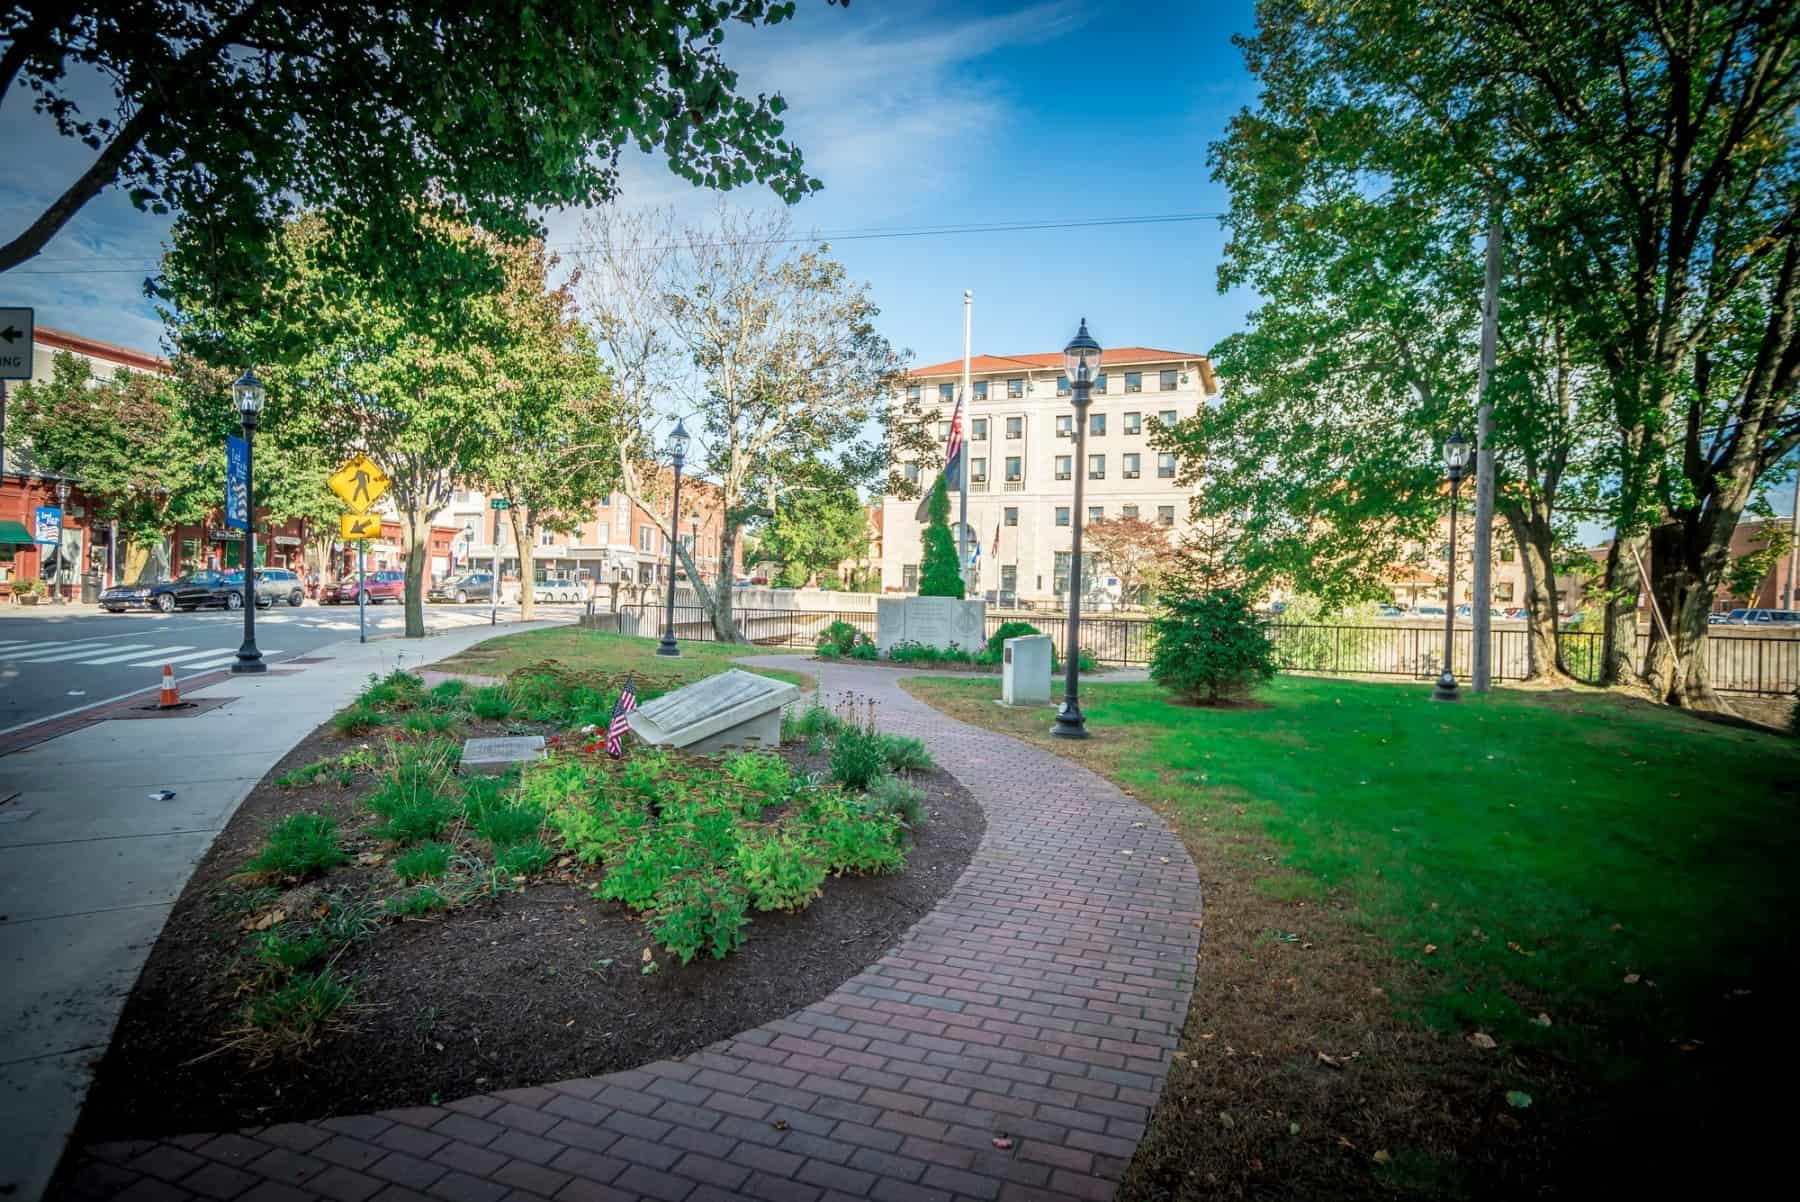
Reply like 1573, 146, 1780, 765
0, 307, 33, 380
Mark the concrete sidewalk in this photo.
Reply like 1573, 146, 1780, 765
0, 620, 559, 1202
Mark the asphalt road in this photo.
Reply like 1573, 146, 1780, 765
0, 601, 573, 733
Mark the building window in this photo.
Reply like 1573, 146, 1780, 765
971, 457, 987, 484
1500, 545, 1516, 563
639, 526, 652, 551
1157, 505, 1175, 527
1158, 452, 1177, 479
1158, 408, 1177, 427
1004, 507, 1018, 527
939, 382, 955, 402
1000, 564, 1017, 593
1125, 371, 1143, 393
904, 461, 920, 485
906, 385, 920, 403
1089, 412, 1105, 436
1005, 416, 1023, 439
1160, 368, 1178, 391
1056, 414, 1072, 438
1121, 504, 1138, 520
974, 380, 988, 401
1055, 507, 1070, 527
180, 538, 202, 568
1055, 455, 1072, 481
596, 522, 609, 543
972, 417, 988, 440
902, 563, 918, 591
938, 420, 950, 439
1004, 456, 1022, 482
1094, 372, 1108, 394
1496, 580, 1516, 602
1007, 378, 1024, 398
1054, 550, 1071, 595
1124, 411, 1142, 434
540, 529, 555, 546
1088, 454, 1105, 479
1088, 505, 1103, 523
1056, 375, 1070, 397
1123, 452, 1141, 479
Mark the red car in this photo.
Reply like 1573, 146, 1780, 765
325, 569, 407, 605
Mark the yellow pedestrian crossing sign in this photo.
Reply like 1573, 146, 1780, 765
329, 455, 388, 513
341, 513, 381, 541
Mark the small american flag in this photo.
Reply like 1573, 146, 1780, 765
605, 673, 637, 759
943, 386, 965, 485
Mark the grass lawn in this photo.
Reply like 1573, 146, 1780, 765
904, 672, 1800, 1199
428, 627, 810, 691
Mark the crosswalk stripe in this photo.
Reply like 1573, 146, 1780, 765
169, 653, 241, 672
78, 644, 196, 665
1, 639, 129, 662
123, 647, 246, 667
24, 642, 161, 664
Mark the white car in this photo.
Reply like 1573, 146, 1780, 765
531, 579, 582, 604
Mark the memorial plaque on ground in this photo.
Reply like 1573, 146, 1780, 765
462, 735, 546, 774
876, 595, 987, 655
628, 668, 799, 754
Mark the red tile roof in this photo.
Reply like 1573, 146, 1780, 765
37, 325, 170, 375
908, 347, 1217, 394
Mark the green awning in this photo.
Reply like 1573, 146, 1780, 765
0, 520, 38, 546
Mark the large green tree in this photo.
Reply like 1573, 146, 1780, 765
0, 0, 834, 280
758, 470, 869, 588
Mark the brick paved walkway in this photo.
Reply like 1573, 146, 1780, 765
58, 659, 1202, 1202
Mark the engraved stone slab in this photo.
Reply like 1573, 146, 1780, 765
462, 735, 546, 775
1002, 634, 1052, 705
628, 668, 800, 755
875, 596, 988, 655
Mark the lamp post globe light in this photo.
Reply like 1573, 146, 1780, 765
231, 369, 267, 674
657, 418, 691, 658
1052, 319, 1102, 739
1433, 430, 1471, 702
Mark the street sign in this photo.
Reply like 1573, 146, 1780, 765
0, 307, 33, 380
33, 505, 60, 544
225, 435, 249, 530
341, 513, 381, 540
329, 454, 389, 512
490, 497, 510, 510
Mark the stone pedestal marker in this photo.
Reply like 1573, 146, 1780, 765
461, 734, 546, 774
1001, 633, 1052, 706
628, 668, 800, 754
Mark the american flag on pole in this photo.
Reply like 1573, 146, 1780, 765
605, 673, 637, 759
943, 387, 965, 487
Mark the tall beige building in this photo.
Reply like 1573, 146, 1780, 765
881, 346, 1219, 607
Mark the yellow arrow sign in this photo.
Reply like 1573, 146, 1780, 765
341, 513, 382, 541
329, 455, 389, 513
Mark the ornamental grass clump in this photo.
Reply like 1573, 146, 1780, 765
243, 813, 347, 879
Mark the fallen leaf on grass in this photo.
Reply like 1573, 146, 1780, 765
1423, 943, 1438, 955
1316, 1051, 1358, 1069
354, 852, 384, 867
1336, 1135, 1357, 1150
1623, 973, 1641, 984
1373, 1150, 1392, 1165
243, 907, 286, 931
1468, 1032, 1498, 1050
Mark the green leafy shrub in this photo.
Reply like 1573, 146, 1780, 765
790, 704, 843, 739
1150, 586, 1277, 703
425, 678, 469, 710
808, 795, 906, 875
401, 710, 457, 736
887, 640, 975, 664
818, 620, 861, 657
980, 620, 1042, 664
506, 662, 612, 725
830, 724, 888, 790
865, 773, 927, 830
816, 642, 840, 660
737, 830, 828, 911
243, 969, 354, 1051
917, 476, 966, 599
848, 636, 879, 660
495, 840, 554, 878
384, 884, 451, 917
365, 740, 460, 843
598, 829, 689, 910
276, 757, 337, 789
878, 734, 933, 773
330, 702, 389, 736
244, 814, 347, 878
723, 750, 794, 816
651, 871, 750, 963
392, 841, 451, 882
469, 685, 515, 721
253, 930, 331, 975
360, 669, 426, 712
1051, 645, 1102, 674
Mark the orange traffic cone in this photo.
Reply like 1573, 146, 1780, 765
159, 664, 179, 709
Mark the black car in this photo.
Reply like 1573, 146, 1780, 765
100, 570, 231, 613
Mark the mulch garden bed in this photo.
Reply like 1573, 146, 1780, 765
75, 718, 984, 1140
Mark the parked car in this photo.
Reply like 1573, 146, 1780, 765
325, 569, 407, 605
212, 568, 306, 610
1743, 608, 1800, 625
1720, 607, 1749, 624
532, 576, 582, 604
1708, 612, 1731, 625
100, 570, 231, 613
428, 571, 496, 604
1414, 604, 1447, 617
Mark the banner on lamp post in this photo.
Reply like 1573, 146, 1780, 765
225, 436, 249, 531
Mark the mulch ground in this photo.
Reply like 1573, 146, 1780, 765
74, 720, 983, 1140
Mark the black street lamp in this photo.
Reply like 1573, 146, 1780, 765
656, 418, 691, 658
54, 478, 69, 602
1052, 319, 1102, 739
231, 369, 267, 674
1433, 430, 1471, 701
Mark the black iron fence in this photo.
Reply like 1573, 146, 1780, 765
590, 605, 1799, 696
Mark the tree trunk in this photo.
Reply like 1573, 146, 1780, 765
402, 509, 428, 638
509, 505, 535, 622
712, 520, 745, 642
1501, 503, 1572, 683
1598, 535, 1640, 685
1639, 518, 1733, 709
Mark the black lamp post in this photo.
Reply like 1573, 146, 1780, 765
54, 478, 69, 602
1433, 430, 1470, 701
231, 369, 267, 674
656, 418, 690, 658
1052, 319, 1102, 739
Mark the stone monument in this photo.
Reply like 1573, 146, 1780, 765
628, 668, 800, 754
876, 595, 987, 656
1001, 634, 1052, 706
462, 734, 547, 775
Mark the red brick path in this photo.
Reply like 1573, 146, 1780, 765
58, 659, 1202, 1202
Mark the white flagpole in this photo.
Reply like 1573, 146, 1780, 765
960, 289, 973, 595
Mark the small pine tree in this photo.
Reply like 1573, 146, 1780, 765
917, 475, 965, 598
1149, 584, 1277, 704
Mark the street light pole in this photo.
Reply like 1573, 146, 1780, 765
231, 370, 267, 674
1433, 430, 1470, 702
657, 419, 691, 658
1052, 319, 1102, 739
54, 478, 69, 602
